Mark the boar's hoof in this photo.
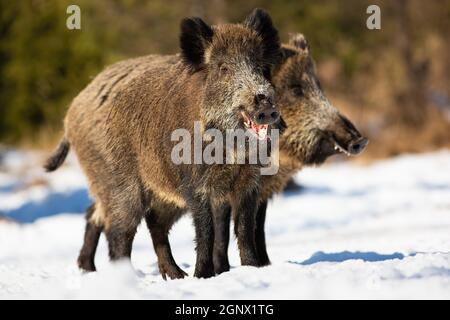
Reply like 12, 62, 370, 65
77, 255, 96, 272
159, 262, 188, 280
214, 262, 230, 275
240, 253, 260, 267
194, 265, 215, 279
258, 258, 271, 267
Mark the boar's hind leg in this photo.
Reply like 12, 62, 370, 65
213, 203, 231, 275
145, 209, 188, 280
233, 190, 260, 267
104, 196, 144, 261
106, 221, 139, 261
78, 203, 103, 272
255, 201, 271, 266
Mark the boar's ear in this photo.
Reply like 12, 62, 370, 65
180, 17, 214, 70
288, 33, 310, 55
280, 46, 298, 64
244, 8, 281, 65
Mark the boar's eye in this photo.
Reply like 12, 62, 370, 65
291, 84, 304, 97
219, 64, 230, 75
262, 66, 271, 80
316, 79, 322, 90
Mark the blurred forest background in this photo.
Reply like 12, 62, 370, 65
1, 0, 449, 159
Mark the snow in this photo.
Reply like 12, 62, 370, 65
0, 149, 449, 299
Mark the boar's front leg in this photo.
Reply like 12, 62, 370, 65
212, 203, 231, 275
191, 197, 215, 278
233, 190, 260, 267
255, 201, 271, 266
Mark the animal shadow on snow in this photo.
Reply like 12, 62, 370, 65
292, 251, 406, 266
0, 188, 90, 223
282, 180, 373, 198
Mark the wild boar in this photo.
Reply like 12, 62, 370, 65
213, 33, 368, 272
44, 9, 282, 278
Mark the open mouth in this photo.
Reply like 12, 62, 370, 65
241, 112, 269, 140
331, 136, 369, 157
332, 139, 351, 156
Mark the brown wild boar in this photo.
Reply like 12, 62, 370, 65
213, 33, 368, 272
44, 9, 282, 278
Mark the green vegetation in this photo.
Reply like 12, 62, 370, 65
1, 0, 449, 156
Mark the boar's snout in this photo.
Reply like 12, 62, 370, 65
348, 136, 369, 155
254, 93, 279, 125
330, 115, 368, 157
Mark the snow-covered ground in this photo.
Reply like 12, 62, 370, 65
0, 149, 449, 299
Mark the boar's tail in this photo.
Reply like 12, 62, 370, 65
44, 137, 70, 172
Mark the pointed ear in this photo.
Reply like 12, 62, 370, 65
280, 46, 298, 63
180, 17, 214, 70
244, 8, 281, 65
288, 33, 309, 55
